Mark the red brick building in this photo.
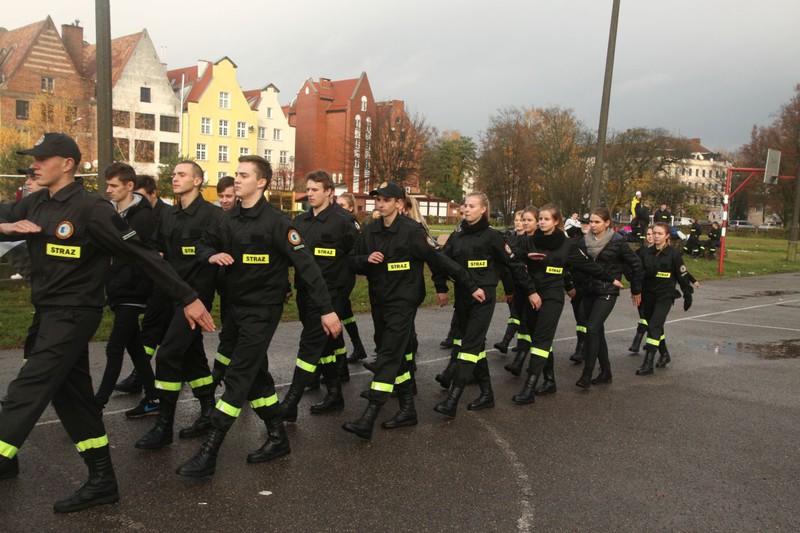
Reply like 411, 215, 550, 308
287, 72, 376, 194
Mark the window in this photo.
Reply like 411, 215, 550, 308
113, 138, 130, 161
196, 143, 207, 160
355, 115, 362, 138
219, 119, 229, 136
134, 140, 155, 163
140, 87, 151, 103
264, 149, 272, 163
112, 109, 130, 127
366, 117, 372, 140
160, 115, 179, 132
201, 117, 212, 135
219, 91, 230, 109
41, 77, 54, 92
273, 128, 282, 141
135, 113, 155, 130
354, 158, 360, 177
218, 171, 228, 180
159, 142, 179, 160
279, 151, 287, 164
240, 147, 250, 156
354, 138, 361, 153
258, 127, 266, 139
702, 169, 706, 177
237, 121, 247, 138
360, 95, 367, 112
219, 145, 229, 162
15, 100, 29, 120
266, 107, 273, 119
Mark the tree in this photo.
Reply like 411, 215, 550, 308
156, 153, 197, 200
0, 129, 31, 201
369, 102, 432, 192
421, 131, 477, 201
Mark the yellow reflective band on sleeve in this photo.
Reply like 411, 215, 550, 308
216, 399, 242, 417
75, 434, 109, 452
296, 358, 317, 373
46, 243, 81, 259
182, 246, 195, 255
638, 319, 648, 326
646, 337, 661, 346
243, 254, 269, 264
517, 334, 532, 342
457, 352, 482, 363
189, 375, 213, 389
656, 271, 671, 278
371, 381, 394, 393
341, 316, 356, 325
250, 394, 279, 409
319, 355, 336, 365
144, 345, 156, 356
660, 334, 666, 341
576, 325, 587, 333
387, 261, 410, 271
394, 371, 411, 385
0, 440, 19, 459
215, 352, 231, 366
508, 318, 521, 326
453, 339, 462, 346
405, 352, 414, 362
155, 380, 181, 391
314, 247, 336, 257
468, 260, 488, 268
334, 347, 348, 356
531, 347, 550, 359
545, 266, 563, 275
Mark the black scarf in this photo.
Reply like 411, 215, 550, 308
532, 228, 565, 250
462, 215, 490, 234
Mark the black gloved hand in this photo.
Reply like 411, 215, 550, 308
683, 295, 692, 311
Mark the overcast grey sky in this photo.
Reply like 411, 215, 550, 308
5, 0, 799, 152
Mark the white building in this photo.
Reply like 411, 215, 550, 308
244, 84, 296, 190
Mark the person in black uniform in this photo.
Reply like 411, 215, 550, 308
567, 214, 592, 364
493, 210, 526, 354
683, 218, 702, 257
653, 203, 672, 225
703, 221, 721, 259
628, 226, 655, 354
504, 206, 538, 376
175, 155, 340, 477
134, 161, 222, 450
636, 222, 696, 375
576, 207, 643, 389
0, 133, 213, 512
278, 171, 359, 423
94, 163, 160, 418
342, 181, 479, 440
432, 191, 533, 418
336, 192, 370, 364
634, 201, 651, 243
511, 204, 621, 403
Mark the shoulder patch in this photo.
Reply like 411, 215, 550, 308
504, 243, 513, 255
56, 221, 74, 239
679, 264, 687, 273
288, 229, 303, 246
354, 221, 361, 231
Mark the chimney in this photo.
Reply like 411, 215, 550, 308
61, 22, 84, 73
319, 77, 332, 88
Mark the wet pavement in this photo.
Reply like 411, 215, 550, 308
1, 272, 799, 531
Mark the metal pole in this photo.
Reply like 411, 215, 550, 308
95, 0, 112, 195
718, 168, 732, 275
788, 164, 800, 261
589, 0, 621, 210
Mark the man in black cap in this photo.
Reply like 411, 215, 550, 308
0, 133, 214, 512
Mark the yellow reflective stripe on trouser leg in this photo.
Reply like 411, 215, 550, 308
296, 358, 317, 373
457, 351, 482, 363
216, 399, 242, 417
660, 334, 666, 341
341, 316, 356, 325
155, 380, 181, 391
638, 319, 648, 326
517, 334, 532, 342
405, 352, 414, 362
319, 354, 336, 364
530, 347, 550, 359
334, 347, 348, 356
144, 345, 155, 356
75, 434, 109, 452
371, 381, 394, 393
576, 325, 587, 333
250, 394, 279, 409
215, 352, 231, 366
0, 440, 19, 459
646, 337, 661, 346
452, 339, 462, 346
394, 372, 411, 385
189, 375, 213, 389
508, 317, 521, 326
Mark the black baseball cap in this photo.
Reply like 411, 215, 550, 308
369, 181, 404, 199
17, 168, 34, 176
579, 213, 591, 223
17, 133, 82, 165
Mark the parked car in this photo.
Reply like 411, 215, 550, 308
759, 222, 783, 230
729, 220, 756, 229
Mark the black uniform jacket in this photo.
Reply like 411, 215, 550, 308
105, 193, 156, 306
351, 214, 478, 307
707, 227, 721, 241
154, 193, 221, 302
197, 195, 333, 313
0, 181, 197, 308
520, 229, 614, 294
433, 217, 532, 295
294, 203, 359, 299
653, 209, 672, 223
578, 231, 643, 296
641, 245, 694, 300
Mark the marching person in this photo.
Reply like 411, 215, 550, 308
432, 191, 534, 418
176, 156, 340, 477
493, 209, 526, 354
628, 226, 655, 354
576, 208, 643, 389
504, 205, 538, 376
567, 214, 592, 364
0, 133, 213, 512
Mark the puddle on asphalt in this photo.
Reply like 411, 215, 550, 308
728, 290, 800, 300
709, 339, 800, 360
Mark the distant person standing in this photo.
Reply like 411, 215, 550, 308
653, 203, 672, 225
630, 191, 642, 223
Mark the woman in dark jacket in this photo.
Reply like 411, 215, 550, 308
504, 206, 538, 376
493, 210, 526, 354
576, 207, 643, 389
628, 226, 654, 353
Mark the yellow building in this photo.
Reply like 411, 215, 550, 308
168, 57, 257, 200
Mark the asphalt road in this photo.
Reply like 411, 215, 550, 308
1, 272, 799, 531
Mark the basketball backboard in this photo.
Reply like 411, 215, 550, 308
764, 148, 781, 184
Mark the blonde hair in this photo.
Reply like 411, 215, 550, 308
403, 195, 429, 233
465, 190, 491, 216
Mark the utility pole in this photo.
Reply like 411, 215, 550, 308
589, 0, 621, 210
789, 163, 800, 261
95, 0, 112, 195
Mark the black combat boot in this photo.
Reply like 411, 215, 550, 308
337, 355, 350, 383
306, 370, 321, 391
178, 393, 215, 438
247, 418, 291, 463
53, 453, 119, 513
362, 359, 377, 373
211, 366, 226, 389
504, 349, 527, 377
310, 379, 345, 414
591, 368, 613, 384
467, 377, 495, 411
434, 359, 456, 390
512, 373, 539, 404
433, 386, 464, 418
342, 402, 383, 440
114, 369, 142, 394
535, 357, 557, 395
656, 342, 671, 368
569, 337, 586, 364
575, 367, 593, 390
176, 428, 227, 477
0, 455, 19, 479
344, 320, 368, 364
278, 382, 305, 423
493, 324, 516, 354
636, 348, 656, 376
628, 330, 645, 353
135, 396, 175, 450
382, 387, 417, 429
346, 346, 367, 364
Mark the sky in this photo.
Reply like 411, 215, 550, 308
3, 0, 799, 152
